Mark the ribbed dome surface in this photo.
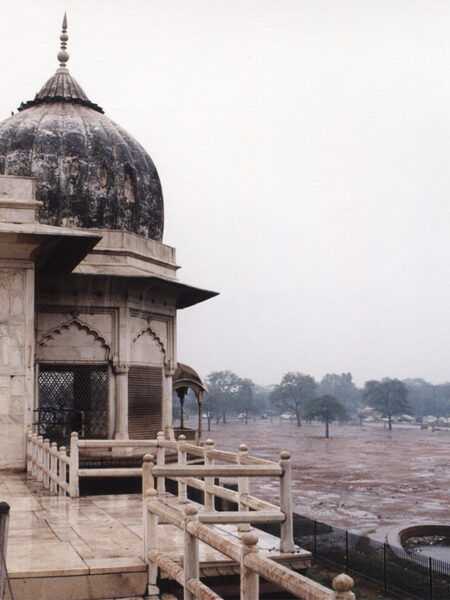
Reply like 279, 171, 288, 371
0, 72, 164, 240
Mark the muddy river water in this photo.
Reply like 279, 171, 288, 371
200, 420, 450, 539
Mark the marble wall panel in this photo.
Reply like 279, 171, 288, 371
0, 266, 34, 469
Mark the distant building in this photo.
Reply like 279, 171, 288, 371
0, 16, 217, 468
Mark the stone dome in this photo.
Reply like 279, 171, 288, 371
0, 19, 164, 241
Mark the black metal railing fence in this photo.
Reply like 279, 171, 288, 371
257, 513, 450, 600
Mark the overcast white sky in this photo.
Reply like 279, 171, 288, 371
1, 1, 449, 387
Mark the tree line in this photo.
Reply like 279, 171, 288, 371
176, 371, 450, 437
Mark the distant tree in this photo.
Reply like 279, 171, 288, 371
318, 373, 361, 413
435, 383, 450, 417
205, 371, 241, 426
363, 378, 410, 430
302, 395, 348, 438
253, 384, 273, 416
236, 378, 255, 424
270, 372, 317, 427
403, 379, 450, 418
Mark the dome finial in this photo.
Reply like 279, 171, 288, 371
57, 12, 69, 69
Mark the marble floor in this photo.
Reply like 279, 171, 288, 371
0, 471, 310, 599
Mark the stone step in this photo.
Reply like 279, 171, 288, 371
6, 566, 147, 600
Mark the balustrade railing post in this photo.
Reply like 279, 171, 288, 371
203, 438, 215, 511
238, 444, 251, 533
240, 531, 259, 600
31, 432, 38, 477
279, 450, 295, 552
332, 573, 355, 600
43, 438, 50, 488
184, 505, 199, 600
50, 442, 58, 495
177, 435, 188, 503
142, 454, 155, 498
36, 435, 44, 482
143, 456, 159, 598
0, 501, 10, 600
59, 446, 67, 497
156, 431, 166, 495
69, 432, 79, 498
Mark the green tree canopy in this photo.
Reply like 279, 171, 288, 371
302, 394, 348, 438
363, 378, 410, 430
205, 370, 241, 427
270, 372, 317, 426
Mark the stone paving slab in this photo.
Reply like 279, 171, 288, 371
0, 470, 310, 599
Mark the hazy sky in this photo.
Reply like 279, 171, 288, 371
1, 1, 449, 386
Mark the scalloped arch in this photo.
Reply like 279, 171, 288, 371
37, 317, 111, 361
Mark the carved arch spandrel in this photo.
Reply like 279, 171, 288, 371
36, 316, 111, 362
131, 320, 168, 367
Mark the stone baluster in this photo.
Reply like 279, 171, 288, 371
203, 438, 215, 511
36, 435, 44, 482
177, 435, 188, 503
26, 429, 32, 473
238, 443, 251, 533
50, 442, 58, 495
156, 431, 166, 495
43, 438, 50, 488
332, 574, 356, 600
240, 532, 259, 600
279, 450, 294, 552
58, 446, 67, 497
69, 432, 79, 498
184, 505, 199, 600
31, 432, 38, 477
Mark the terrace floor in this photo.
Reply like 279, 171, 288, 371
1, 471, 311, 600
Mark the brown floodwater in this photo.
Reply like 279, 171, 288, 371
197, 419, 450, 538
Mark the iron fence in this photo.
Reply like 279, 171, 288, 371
257, 513, 450, 600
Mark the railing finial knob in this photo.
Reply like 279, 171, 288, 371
241, 532, 258, 547
279, 450, 290, 460
184, 504, 198, 517
143, 453, 154, 463
332, 573, 355, 597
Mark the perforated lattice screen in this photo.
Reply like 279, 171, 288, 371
37, 364, 109, 444
128, 365, 162, 439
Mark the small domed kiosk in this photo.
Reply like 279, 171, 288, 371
0, 16, 217, 468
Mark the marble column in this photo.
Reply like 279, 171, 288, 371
113, 364, 129, 439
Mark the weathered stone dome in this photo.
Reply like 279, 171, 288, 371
0, 19, 164, 240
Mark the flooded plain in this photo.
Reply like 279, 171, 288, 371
201, 419, 450, 538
